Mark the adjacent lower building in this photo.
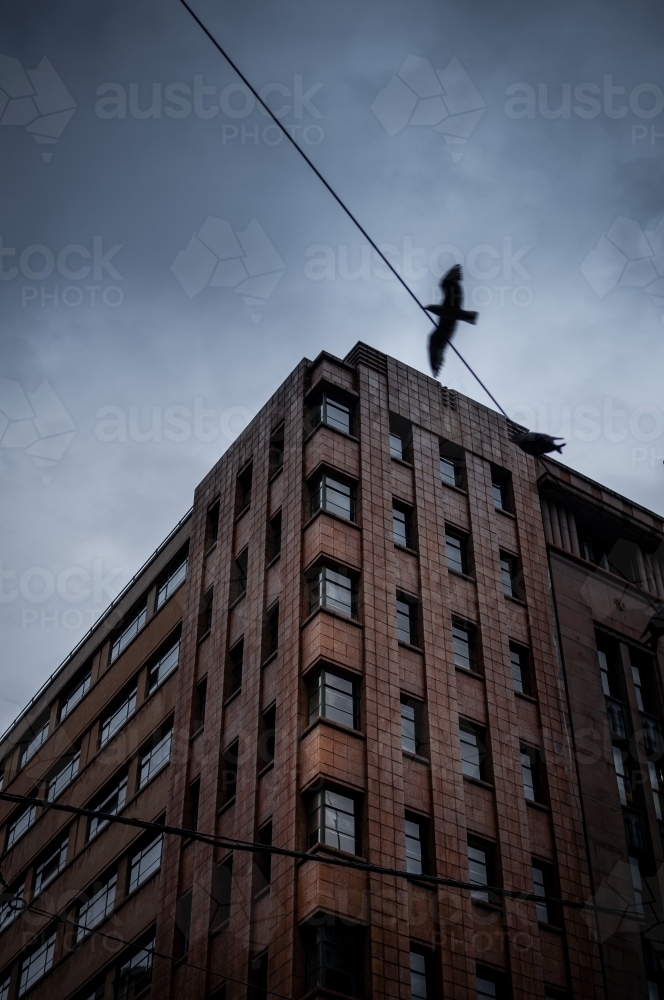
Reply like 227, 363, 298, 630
0, 342, 663, 1000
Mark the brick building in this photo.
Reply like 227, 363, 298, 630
0, 342, 663, 1000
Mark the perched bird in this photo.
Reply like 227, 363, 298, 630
426, 264, 478, 376
509, 429, 566, 456
642, 604, 664, 650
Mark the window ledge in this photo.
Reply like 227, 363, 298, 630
304, 507, 360, 532
258, 760, 274, 779
515, 690, 537, 704
495, 506, 516, 520
504, 594, 527, 608
228, 592, 246, 612
462, 775, 494, 792
525, 798, 551, 814
223, 688, 242, 709
398, 640, 423, 654
441, 481, 467, 496
301, 716, 365, 742
297, 841, 365, 867
395, 543, 418, 556
447, 568, 476, 584
537, 919, 564, 933
209, 918, 230, 938
402, 750, 430, 766
472, 898, 503, 913
234, 505, 251, 524
391, 455, 413, 468
217, 796, 236, 817
262, 650, 278, 669
190, 726, 204, 742
197, 629, 211, 646
303, 425, 360, 447
268, 467, 283, 484
455, 666, 484, 681
204, 540, 217, 557
266, 553, 281, 570
252, 885, 270, 903
301, 606, 363, 631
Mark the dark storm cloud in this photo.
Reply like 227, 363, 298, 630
1, 0, 663, 730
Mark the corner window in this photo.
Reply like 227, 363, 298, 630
139, 726, 173, 788
307, 787, 358, 855
146, 639, 180, 695
34, 836, 68, 894
446, 530, 470, 575
115, 938, 154, 1000
89, 775, 128, 840
156, 557, 188, 609
310, 472, 356, 521
303, 920, 364, 998
76, 873, 117, 941
510, 643, 531, 695
309, 669, 358, 730
19, 717, 49, 768
47, 749, 80, 801
405, 814, 428, 875
460, 721, 487, 782
440, 442, 465, 489
500, 551, 522, 600
18, 932, 56, 996
308, 564, 358, 619
397, 593, 419, 645
393, 503, 413, 548
7, 805, 37, 848
453, 619, 477, 672
128, 835, 163, 893
401, 697, 425, 756
110, 606, 147, 663
59, 667, 92, 721
310, 392, 355, 436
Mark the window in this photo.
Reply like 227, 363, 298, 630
174, 890, 192, 959
139, 727, 173, 788
597, 638, 620, 698
490, 467, 511, 511
304, 921, 364, 998
115, 939, 154, 1000
308, 564, 357, 618
47, 749, 80, 801
307, 788, 358, 855
156, 557, 188, 609
401, 697, 424, 756
89, 776, 128, 840
269, 424, 284, 477
630, 856, 644, 918
309, 669, 358, 730
20, 717, 49, 767
446, 530, 469, 575
500, 552, 522, 599
311, 472, 356, 522
267, 511, 282, 561
128, 835, 163, 893
100, 686, 137, 746
389, 414, 411, 462
228, 640, 244, 695
477, 971, 501, 1000
405, 814, 428, 875
146, 639, 180, 694
410, 949, 431, 1000
255, 823, 272, 890
624, 810, 646, 851
77, 873, 117, 940
186, 780, 200, 832
510, 643, 531, 695
250, 952, 269, 1000
613, 745, 632, 806
649, 760, 664, 820
468, 840, 496, 903
521, 746, 544, 803
7, 805, 36, 848
192, 678, 207, 733
0, 880, 25, 931
205, 499, 220, 550
393, 503, 413, 548
440, 442, 464, 488
232, 548, 248, 602
0, 976, 9, 1000
532, 861, 556, 924
111, 607, 146, 663
397, 594, 418, 645
60, 668, 92, 720
265, 603, 279, 658
221, 741, 239, 803
18, 932, 56, 996
310, 392, 355, 436
210, 858, 233, 931
236, 464, 253, 515
259, 708, 276, 770
200, 587, 214, 637
460, 721, 487, 781
453, 619, 477, 672
34, 836, 69, 894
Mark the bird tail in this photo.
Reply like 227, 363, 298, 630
460, 310, 478, 324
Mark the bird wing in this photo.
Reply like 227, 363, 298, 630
441, 273, 463, 310
428, 319, 456, 376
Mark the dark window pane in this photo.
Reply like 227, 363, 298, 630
397, 596, 417, 645
309, 565, 356, 618
229, 641, 243, 694
510, 644, 530, 694
308, 789, 357, 855
393, 505, 412, 548
390, 432, 404, 459
309, 671, 357, 729
453, 621, 476, 672
405, 817, 425, 875
460, 722, 486, 781
410, 951, 428, 1000
468, 843, 489, 902
446, 532, 469, 574
401, 698, 424, 755
313, 474, 355, 521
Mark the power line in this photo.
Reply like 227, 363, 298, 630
175, 0, 510, 421
0, 789, 639, 918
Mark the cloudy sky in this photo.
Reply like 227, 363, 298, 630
1, 0, 663, 733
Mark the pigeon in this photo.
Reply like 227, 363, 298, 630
426, 264, 478, 376
509, 429, 566, 457
642, 604, 664, 650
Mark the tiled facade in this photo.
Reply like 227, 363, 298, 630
0, 342, 662, 1000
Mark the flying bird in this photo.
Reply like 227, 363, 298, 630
426, 265, 478, 376
509, 429, 566, 457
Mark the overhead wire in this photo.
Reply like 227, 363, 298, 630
175, 0, 510, 421
0, 789, 643, 919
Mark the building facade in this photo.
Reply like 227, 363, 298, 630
0, 342, 662, 1000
